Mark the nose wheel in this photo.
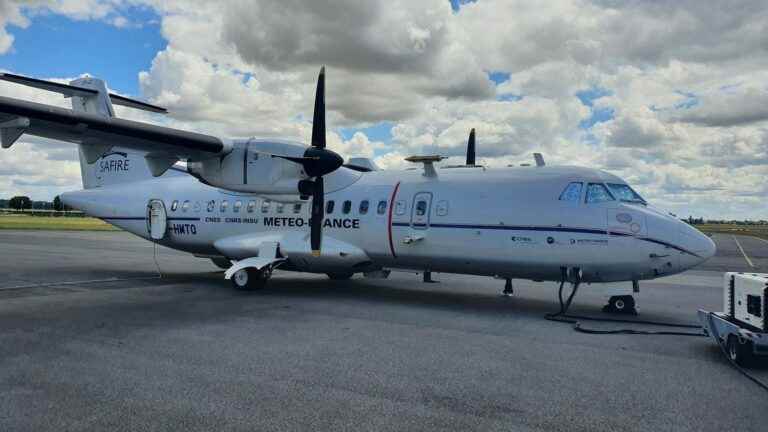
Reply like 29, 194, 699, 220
603, 295, 637, 315
231, 267, 271, 291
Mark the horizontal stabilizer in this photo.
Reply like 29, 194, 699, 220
0, 73, 167, 114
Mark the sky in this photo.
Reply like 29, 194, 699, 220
0, 0, 767, 220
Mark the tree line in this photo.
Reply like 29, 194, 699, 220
0, 196, 70, 211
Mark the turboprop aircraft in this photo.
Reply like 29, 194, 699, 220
0, 69, 715, 314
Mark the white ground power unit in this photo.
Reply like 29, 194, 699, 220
699, 272, 768, 366
724, 272, 768, 332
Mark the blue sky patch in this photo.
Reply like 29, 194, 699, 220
339, 121, 393, 151
450, 0, 478, 12
576, 86, 611, 107
576, 86, 614, 129
0, 7, 165, 96
674, 90, 699, 109
487, 71, 510, 85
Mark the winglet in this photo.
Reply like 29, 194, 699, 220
533, 153, 545, 167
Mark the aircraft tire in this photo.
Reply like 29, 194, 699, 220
604, 295, 637, 314
231, 268, 268, 291
326, 272, 354, 281
727, 335, 753, 367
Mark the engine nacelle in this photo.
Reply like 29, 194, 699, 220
188, 139, 309, 194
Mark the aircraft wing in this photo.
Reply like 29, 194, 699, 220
0, 95, 226, 162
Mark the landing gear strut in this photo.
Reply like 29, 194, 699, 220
231, 267, 271, 291
423, 270, 438, 283
502, 278, 514, 297
603, 295, 637, 315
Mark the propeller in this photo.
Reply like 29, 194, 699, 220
273, 67, 343, 256
466, 128, 476, 166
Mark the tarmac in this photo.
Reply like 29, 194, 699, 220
0, 230, 766, 431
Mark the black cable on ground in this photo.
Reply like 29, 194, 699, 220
544, 271, 768, 393
544, 275, 705, 337
705, 312, 768, 393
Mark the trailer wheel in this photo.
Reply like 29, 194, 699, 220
726, 335, 753, 367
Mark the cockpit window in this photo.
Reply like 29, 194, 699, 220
585, 183, 615, 203
559, 182, 583, 202
606, 183, 646, 204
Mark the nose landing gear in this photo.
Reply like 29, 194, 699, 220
603, 295, 638, 315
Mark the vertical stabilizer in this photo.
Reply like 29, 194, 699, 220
68, 77, 171, 189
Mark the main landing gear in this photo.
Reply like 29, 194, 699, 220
423, 270, 439, 283
502, 278, 514, 297
603, 295, 638, 315
231, 266, 272, 291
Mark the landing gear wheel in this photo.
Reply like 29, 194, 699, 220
326, 272, 354, 281
603, 295, 637, 315
726, 335, 753, 367
231, 268, 269, 291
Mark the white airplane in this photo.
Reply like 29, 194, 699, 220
0, 69, 715, 314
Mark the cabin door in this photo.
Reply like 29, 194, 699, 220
147, 199, 167, 240
410, 192, 433, 230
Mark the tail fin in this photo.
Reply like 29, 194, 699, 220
0, 73, 172, 189
68, 77, 170, 189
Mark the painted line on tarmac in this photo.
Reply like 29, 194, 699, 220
0, 276, 162, 291
732, 235, 755, 268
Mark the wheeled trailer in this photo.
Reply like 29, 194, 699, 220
698, 272, 768, 367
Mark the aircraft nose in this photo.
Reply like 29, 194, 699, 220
679, 223, 716, 262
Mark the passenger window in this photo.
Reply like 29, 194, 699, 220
276, 202, 284, 213
395, 200, 406, 215
193, 201, 201, 213
171, 200, 179, 212
220, 200, 229, 212
181, 200, 190, 212
207, 200, 215, 212
342, 200, 352, 214
415, 200, 427, 216
559, 182, 583, 202
293, 203, 302, 214
435, 200, 449, 216
233, 200, 242, 213
326, 200, 335, 214
261, 200, 270, 213
377, 200, 387, 215
247, 200, 256, 213
359, 200, 369, 215
585, 183, 615, 203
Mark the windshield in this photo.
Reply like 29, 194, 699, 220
606, 183, 646, 204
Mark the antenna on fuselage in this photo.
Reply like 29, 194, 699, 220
404, 155, 445, 177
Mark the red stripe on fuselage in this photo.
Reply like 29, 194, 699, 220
387, 181, 401, 258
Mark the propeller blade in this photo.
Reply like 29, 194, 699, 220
466, 128, 476, 166
311, 67, 326, 149
310, 177, 324, 256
